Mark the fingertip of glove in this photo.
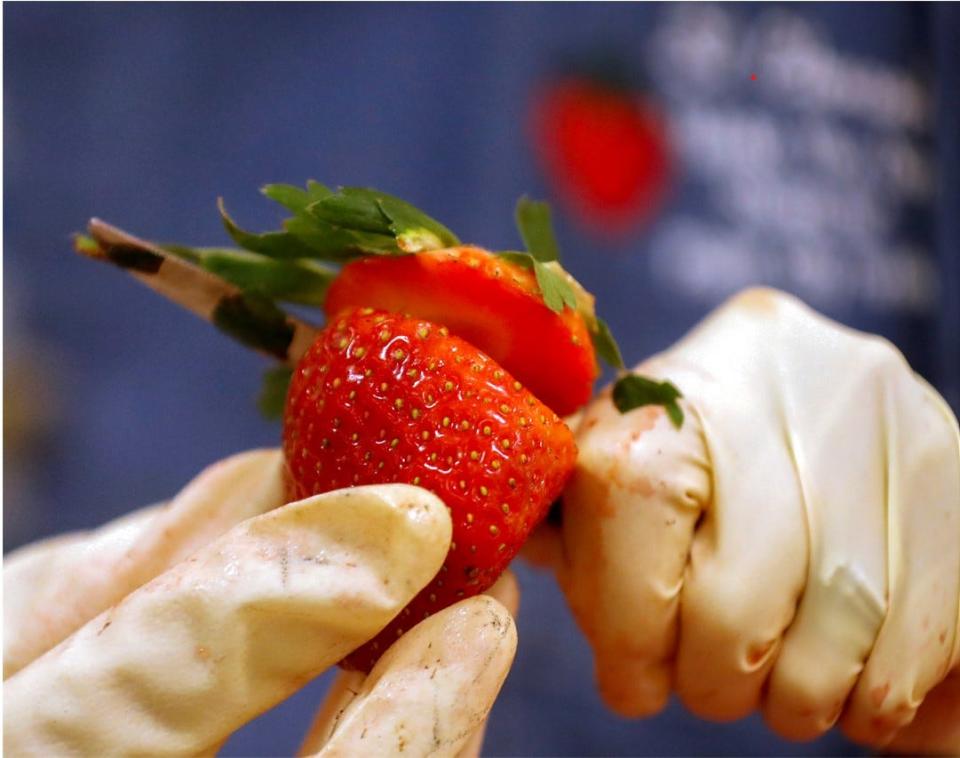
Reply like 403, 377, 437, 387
595, 654, 671, 718
485, 571, 520, 617
280, 483, 452, 548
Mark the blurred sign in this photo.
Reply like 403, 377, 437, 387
643, 6, 936, 315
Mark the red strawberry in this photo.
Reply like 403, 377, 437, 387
532, 77, 673, 237
284, 307, 577, 671
324, 246, 597, 417
78, 186, 621, 671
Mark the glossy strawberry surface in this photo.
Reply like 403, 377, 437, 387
283, 308, 577, 670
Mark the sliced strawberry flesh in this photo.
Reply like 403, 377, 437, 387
323, 247, 598, 416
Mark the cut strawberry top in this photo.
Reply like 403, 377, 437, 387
324, 246, 598, 416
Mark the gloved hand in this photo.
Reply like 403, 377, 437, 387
539, 288, 960, 752
3, 450, 518, 757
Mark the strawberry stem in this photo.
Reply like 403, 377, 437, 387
76, 219, 320, 363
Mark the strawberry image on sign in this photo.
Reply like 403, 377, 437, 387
75, 182, 628, 672
532, 68, 673, 238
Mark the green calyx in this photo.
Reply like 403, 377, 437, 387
81, 181, 680, 428
156, 181, 628, 417
182, 182, 626, 363
510, 197, 682, 426
217, 183, 460, 263
258, 365, 294, 419
612, 374, 684, 429
161, 182, 466, 415
501, 197, 624, 372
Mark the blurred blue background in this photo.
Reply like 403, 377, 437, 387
6, 3, 958, 756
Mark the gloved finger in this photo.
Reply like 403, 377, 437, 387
885, 668, 960, 755
560, 376, 709, 717
4, 448, 284, 677
671, 291, 810, 721
518, 521, 564, 574
298, 670, 367, 758
304, 595, 517, 758
484, 568, 520, 617
453, 570, 520, 758
758, 338, 959, 741
759, 333, 900, 739
3, 484, 451, 757
4, 504, 162, 676
300, 570, 520, 758
840, 381, 960, 746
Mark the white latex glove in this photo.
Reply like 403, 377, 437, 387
546, 288, 960, 752
4, 450, 518, 757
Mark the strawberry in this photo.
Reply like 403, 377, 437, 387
78, 184, 626, 672
324, 246, 597, 416
284, 308, 577, 671
532, 76, 673, 237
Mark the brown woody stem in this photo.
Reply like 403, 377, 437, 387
77, 219, 320, 363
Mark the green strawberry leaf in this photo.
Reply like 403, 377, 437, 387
218, 198, 319, 259
305, 187, 460, 252
222, 188, 398, 262
260, 180, 333, 216
515, 197, 560, 262
165, 245, 336, 307
204, 252, 335, 307
496, 250, 535, 269
212, 293, 295, 360
74, 233, 101, 256
591, 317, 625, 369
260, 184, 310, 214
282, 214, 397, 259
308, 188, 395, 235
510, 198, 575, 311
258, 364, 293, 419
507, 197, 627, 372
534, 259, 578, 313
497, 250, 624, 370
612, 374, 684, 429
305, 179, 332, 200
259, 185, 307, 215
377, 192, 461, 252
224, 183, 458, 266
496, 252, 576, 313
665, 402, 684, 429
